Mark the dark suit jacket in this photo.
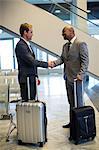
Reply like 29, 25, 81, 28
54, 38, 89, 82
15, 39, 48, 83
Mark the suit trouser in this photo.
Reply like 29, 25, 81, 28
65, 79, 84, 121
20, 77, 36, 101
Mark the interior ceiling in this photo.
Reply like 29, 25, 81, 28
25, 0, 99, 4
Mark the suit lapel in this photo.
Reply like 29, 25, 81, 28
20, 39, 35, 58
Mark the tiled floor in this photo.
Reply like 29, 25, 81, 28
85, 77, 99, 112
0, 74, 99, 150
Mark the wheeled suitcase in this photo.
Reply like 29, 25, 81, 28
16, 77, 47, 147
69, 79, 96, 144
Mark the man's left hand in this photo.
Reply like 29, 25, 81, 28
76, 74, 82, 80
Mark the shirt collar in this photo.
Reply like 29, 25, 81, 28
70, 36, 76, 44
21, 37, 30, 46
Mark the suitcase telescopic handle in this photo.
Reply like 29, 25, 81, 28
27, 77, 39, 101
74, 79, 77, 108
74, 78, 84, 108
27, 77, 30, 100
36, 77, 39, 102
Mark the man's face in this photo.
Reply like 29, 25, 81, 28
62, 28, 71, 41
25, 27, 33, 41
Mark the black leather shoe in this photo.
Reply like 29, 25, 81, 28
62, 123, 70, 128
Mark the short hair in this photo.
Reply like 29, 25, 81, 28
62, 25, 75, 34
19, 23, 32, 36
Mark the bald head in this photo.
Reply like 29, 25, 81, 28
62, 25, 75, 41
63, 25, 75, 34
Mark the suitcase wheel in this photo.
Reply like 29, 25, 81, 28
69, 136, 73, 141
75, 141, 79, 145
45, 138, 48, 142
89, 136, 95, 141
18, 140, 23, 145
39, 142, 44, 147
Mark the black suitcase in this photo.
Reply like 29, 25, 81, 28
69, 79, 96, 144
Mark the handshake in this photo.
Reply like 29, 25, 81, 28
48, 61, 56, 68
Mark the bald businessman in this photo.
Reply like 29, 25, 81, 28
50, 25, 89, 128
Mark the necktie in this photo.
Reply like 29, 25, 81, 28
67, 42, 71, 51
29, 45, 33, 53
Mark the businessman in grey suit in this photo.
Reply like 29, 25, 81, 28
15, 23, 51, 101
51, 25, 89, 128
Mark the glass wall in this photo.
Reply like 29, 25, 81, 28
0, 35, 63, 72
0, 25, 99, 73
0, 39, 13, 69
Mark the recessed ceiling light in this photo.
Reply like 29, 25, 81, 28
43, 0, 49, 1
55, 9, 61, 13
87, 10, 91, 13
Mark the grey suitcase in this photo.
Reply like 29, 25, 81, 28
16, 77, 47, 147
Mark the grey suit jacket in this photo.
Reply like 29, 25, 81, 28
54, 38, 89, 82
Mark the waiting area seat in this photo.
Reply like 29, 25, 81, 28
0, 84, 9, 119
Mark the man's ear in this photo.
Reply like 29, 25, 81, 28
24, 30, 27, 35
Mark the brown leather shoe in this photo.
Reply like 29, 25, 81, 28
62, 123, 70, 128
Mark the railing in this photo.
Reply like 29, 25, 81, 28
29, 0, 99, 36
63, 0, 99, 35
0, 25, 59, 58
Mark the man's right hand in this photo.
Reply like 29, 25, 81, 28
48, 61, 55, 68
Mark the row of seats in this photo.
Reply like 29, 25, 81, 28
0, 69, 20, 102
0, 70, 20, 119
